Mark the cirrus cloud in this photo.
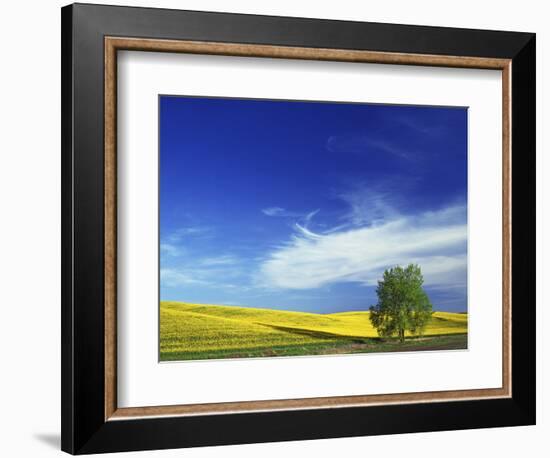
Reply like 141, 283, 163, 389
257, 204, 467, 291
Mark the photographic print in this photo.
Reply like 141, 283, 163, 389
159, 96, 468, 362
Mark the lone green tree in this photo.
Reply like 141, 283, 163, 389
369, 264, 433, 343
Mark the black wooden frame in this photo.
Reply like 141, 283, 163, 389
61, 3, 536, 454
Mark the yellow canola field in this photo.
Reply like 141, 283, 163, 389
160, 301, 468, 360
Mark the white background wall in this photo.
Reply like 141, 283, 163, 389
0, 0, 545, 456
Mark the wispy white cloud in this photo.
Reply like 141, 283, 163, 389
294, 223, 323, 239
161, 253, 249, 291
199, 255, 240, 266
337, 186, 397, 227
304, 209, 319, 223
262, 207, 321, 228
396, 114, 450, 136
261, 207, 313, 218
166, 225, 212, 243
160, 225, 212, 257
262, 207, 287, 216
160, 243, 183, 257
161, 268, 209, 287
327, 134, 411, 159
257, 204, 467, 291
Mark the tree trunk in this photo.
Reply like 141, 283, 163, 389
399, 328, 405, 343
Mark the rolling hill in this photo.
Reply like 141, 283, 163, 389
160, 301, 468, 361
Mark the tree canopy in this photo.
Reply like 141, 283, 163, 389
369, 264, 433, 342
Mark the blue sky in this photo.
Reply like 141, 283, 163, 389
159, 96, 468, 313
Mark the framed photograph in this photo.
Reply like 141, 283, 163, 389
61, 3, 536, 454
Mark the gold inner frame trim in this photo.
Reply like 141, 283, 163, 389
104, 36, 512, 421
